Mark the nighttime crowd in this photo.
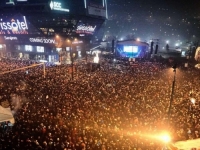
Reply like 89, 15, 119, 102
0, 57, 200, 150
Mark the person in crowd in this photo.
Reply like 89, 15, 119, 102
0, 57, 199, 150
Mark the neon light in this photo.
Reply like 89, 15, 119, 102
23, 16, 28, 29
76, 25, 96, 34
4, 36, 18, 40
103, 0, 104, 7
105, 0, 108, 18
84, 0, 87, 8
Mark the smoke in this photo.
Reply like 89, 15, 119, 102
10, 94, 27, 114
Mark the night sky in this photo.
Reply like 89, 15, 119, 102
101, 0, 200, 48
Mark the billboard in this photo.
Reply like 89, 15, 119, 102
0, 16, 28, 35
87, 0, 107, 18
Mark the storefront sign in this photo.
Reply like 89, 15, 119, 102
50, 1, 69, 12
4, 36, 18, 40
29, 38, 57, 44
0, 16, 28, 34
76, 25, 96, 34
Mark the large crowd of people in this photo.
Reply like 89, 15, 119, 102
0, 57, 200, 150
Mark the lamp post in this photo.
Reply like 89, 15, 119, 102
168, 64, 177, 119
190, 98, 196, 119
71, 41, 74, 80
68, 39, 75, 80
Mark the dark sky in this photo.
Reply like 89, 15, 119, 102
101, 0, 200, 47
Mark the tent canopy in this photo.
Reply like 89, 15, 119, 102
173, 138, 200, 149
0, 106, 15, 124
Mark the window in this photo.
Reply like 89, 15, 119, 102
37, 46, 44, 53
25, 45, 32, 52
66, 47, 70, 51
15, 45, 21, 50
56, 48, 62, 52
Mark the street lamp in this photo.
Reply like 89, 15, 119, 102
190, 98, 196, 105
190, 98, 196, 119
67, 38, 77, 80
168, 64, 177, 119
160, 133, 171, 143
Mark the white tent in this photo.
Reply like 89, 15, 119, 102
0, 106, 15, 124
166, 138, 200, 150
173, 138, 200, 150
195, 47, 200, 61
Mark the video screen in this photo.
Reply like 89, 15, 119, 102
123, 46, 138, 53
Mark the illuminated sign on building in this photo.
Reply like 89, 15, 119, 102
29, 38, 57, 44
4, 36, 18, 40
0, 16, 28, 35
76, 25, 96, 34
50, 1, 69, 12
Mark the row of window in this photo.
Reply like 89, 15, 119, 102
16, 45, 44, 53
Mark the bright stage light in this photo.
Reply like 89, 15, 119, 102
160, 133, 171, 143
190, 98, 196, 104
136, 38, 140, 41
93, 53, 99, 63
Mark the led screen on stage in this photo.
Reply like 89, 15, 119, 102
117, 45, 140, 58
123, 46, 138, 53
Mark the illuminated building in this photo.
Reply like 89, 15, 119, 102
0, 0, 107, 63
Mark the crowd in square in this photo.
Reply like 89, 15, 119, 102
0, 57, 199, 150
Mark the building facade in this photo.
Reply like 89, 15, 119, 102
0, 0, 107, 63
